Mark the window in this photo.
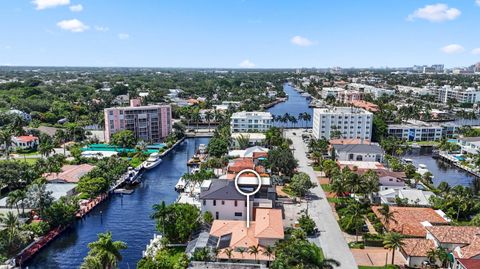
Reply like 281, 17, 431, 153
234, 200, 238, 207
213, 200, 216, 206
203, 200, 206, 206
221, 200, 225, 205
234, 212, 242, 217
215, 212, 219, 219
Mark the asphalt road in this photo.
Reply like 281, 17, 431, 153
285, 129, 358, 269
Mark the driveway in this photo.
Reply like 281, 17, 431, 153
285, 129, 357, 269
352, 247, 406, 266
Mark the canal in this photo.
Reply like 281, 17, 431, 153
268, 84, 313, 128
26, 137, 209, 269
404, 148, 479, 189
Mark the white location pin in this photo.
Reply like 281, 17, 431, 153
234, 169, 263, 228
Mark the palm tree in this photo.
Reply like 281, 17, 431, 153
383, 232, 405, 265
134, 140, 148, 157
318, 258, 341, 269
39, 134, 55, 157
0, 128, 13, 159
4, 211, 20, 247
191, 111, 201, 132
378, 204, 397, 230
223, 248, 234, 262
235, 247, 246, 259
205, 110, 213, 131
248, 245, 260, 263
80, 256, 102, 269
262, 245, 275, 263
55, 129, 68, 155
83, 231, 127, 269
235, 134, 250, 150
6, 190, 22, 215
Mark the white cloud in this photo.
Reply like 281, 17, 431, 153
118, 33, 130, 40
441, 44, 465, 54
57, 19, 89, 32
239, 59, 255, 68
476, 0, 480, 7
69, 4, 83, 12
472, 48, 480, 55
290, 35, 314, 47
407, 4, 461, 22
94, 26, 109, 32
32, 0, 70, 10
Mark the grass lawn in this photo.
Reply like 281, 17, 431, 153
327, 197, 345, 203
321, 183, 332, 192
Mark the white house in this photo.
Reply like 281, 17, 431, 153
231, 133, 266, 148
312, 107, 372, 140
332, 143, 384, 162
199, 179, 252, 221
11, 135, 39, 150
377, 189, 435, 206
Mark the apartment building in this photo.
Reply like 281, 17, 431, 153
104, 99, 172, 143
387, 123, 442, 142
348, 83, 395, 99
230, 111, 273, 133
430, 85, 480, 104
312, 107, 373, 140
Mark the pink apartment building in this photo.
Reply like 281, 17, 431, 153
104, 100, 172, 143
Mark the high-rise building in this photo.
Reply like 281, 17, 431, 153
104, 99, 172, 143
230, 111, 273, 133
312, 107, 372, 140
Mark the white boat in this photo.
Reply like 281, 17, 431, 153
403, 158, 413, 164
143, 153, 162, 170
416, 164, 432, 177
175, 177, 186, 192
198, 144, 207, 154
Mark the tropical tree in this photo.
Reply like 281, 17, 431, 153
81, 231, 127, 269
289, 172, 316, 198
378, 204, 397, 230
235, 134, 250, 150
235, 247, 246, 259
262, 245, 275, 263
248, 245, 260, 263
0, 128, 13, 159
223, 248, 234, 262
383, 232, 405, 265
205, 110, 213, 131
110, 130, 137, 152
38, 134, 56, 157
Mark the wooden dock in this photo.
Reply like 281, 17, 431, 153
437, 152, 480, 178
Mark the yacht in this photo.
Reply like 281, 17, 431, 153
143, 153, 162, 170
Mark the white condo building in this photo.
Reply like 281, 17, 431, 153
312, 107, 373, 140
230, 111, 273, 133
430, 85, 480, 104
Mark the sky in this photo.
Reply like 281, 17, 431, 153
0, 0, 479, 68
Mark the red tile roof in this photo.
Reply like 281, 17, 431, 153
44, 164, 95, 183
228, 158, 255, 173
457, 258, 480, 269
15, 135, 38, 143
401, 238, 435, 257
372, 206, 447, 237
426, 226, 480, 245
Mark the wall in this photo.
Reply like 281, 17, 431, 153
201, 199, 252, 221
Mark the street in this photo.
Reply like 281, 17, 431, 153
285, 129, 358, 269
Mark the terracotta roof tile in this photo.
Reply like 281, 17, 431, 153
459, 237, 480, 259
372, 206, 447, 237
254, 208, 284, 239
457, 258, 480, 269
426, 226, 480, 244
44, 164, 95, 183
401, 238, 435, 257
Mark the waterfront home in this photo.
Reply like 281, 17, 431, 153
387, 122, 443, 142
209, 208, 284, 263
348, 100, 379, 112
199, 179, 251, 221
45, 183, 77, 201
332, 143, 384, 162
400, 238, 438, 268
231, 133, 266, 148
378, 175, 407, 191
11, 135, 39, 150
44, 164, 95, 183
371, 206, 448, 237
376, 189, 435, 206
458, 137, 480, 155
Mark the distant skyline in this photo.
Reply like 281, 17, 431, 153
1, 0, 479, 68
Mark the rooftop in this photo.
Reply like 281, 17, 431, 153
44, 164, 95, 183
457, 258, 480, 269
329, 138, 371, 145
401, 238, 435, 257
427, 226, 480, 245
371, 206, 448, 237
199, 179, 245, 201
333, 144, 383, 154
314, 106, 372, 115
13, 135, 38, 143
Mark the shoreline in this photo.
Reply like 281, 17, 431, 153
14, 136, 187, 267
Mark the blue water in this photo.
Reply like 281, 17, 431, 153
268, 84, 313, 128
25, 138, 209, 269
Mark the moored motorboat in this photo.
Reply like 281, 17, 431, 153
143, 152, 162, 170
175, 177, 186, 192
